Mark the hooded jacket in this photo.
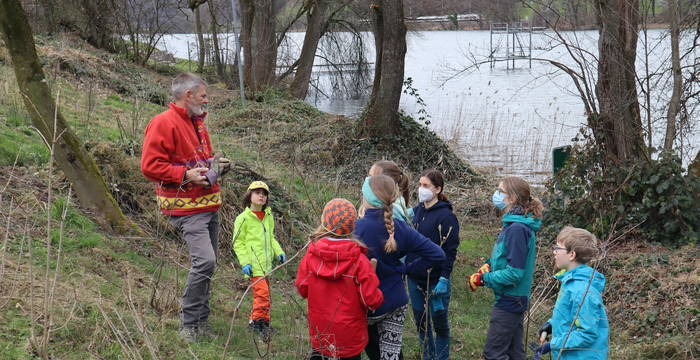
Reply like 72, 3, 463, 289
549, 265, 609, 360
141, 103, 222, 216
296, 239, 384, 358
406, 200, 460, 287
482, 209, 542, 313
232, 207, 285, 278
354, 208, 446, 316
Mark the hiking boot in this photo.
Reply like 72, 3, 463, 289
258, 321, 276, 343
179, 327, 198, 343
248, 319, 265, 335
248, 319, 274, 341
197, 323, 216, 339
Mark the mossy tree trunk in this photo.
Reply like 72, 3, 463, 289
361, 0, 406, 137
0, 0, 138, 234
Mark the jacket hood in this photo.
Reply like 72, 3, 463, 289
502, 214, 542, 233
420, 200, 453, 212
555, 264, 606, 293
307, 239, 366, 280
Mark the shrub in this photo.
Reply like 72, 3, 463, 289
545, 141, 700, 247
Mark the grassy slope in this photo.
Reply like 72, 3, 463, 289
0, 35, 697, 359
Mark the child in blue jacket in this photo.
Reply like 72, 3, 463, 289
535, 226, 609, 360
406, 169, 460, 360
469, 176, 544, 360
355, 175, 446, 360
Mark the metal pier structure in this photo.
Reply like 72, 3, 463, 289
489, 22, 541, 69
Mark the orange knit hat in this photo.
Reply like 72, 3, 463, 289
322, 198, 357, 236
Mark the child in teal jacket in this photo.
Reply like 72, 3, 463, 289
469, 177, 544, 360
536, 226, 609, 360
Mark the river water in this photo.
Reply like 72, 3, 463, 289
157, 30, 699, 185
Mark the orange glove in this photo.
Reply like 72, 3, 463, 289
469, 273, 484, 292
478, 263, 491, 275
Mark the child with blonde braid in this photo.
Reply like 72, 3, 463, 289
368, 160, 413, 222
354, 175, 446, 360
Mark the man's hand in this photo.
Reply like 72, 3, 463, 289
218, 157, 231, 176
184, 167, 210, 186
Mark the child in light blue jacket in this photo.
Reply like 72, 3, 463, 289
536, 226, 609, 360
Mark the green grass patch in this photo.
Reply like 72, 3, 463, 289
0, 308, 32, 360
0, 123, 50, 166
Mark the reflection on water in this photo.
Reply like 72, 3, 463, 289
158, 30, 698, 186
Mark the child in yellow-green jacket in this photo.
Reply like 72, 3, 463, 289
233, 181, 286, 339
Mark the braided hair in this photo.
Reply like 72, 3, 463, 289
369, 174, 400, 253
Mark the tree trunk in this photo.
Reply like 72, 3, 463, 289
361, 0, 406, 136
239, 0, 277, 94
207, 0, 227, 81
664, 0, 682, 151
369, 2, 384, 103
690, 150, 700, 178
252, 0, 277, 92
0, 0, 138, 234
38, 0, 57, 34
195, 7, 206, 73
240, 0, 255, 94
593, 0, 647, 163
78, 0, 115, 52
288, 0, 330, 99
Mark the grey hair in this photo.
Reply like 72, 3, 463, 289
171, 72, 207, 100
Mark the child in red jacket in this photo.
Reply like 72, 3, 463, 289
296, 198, 384, 360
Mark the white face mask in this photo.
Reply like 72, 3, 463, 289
418, 187, 435, 203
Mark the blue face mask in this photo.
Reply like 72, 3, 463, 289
492, 190, 507, 210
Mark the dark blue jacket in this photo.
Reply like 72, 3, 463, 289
406, 201, 460, 287
355, 208, 446, 316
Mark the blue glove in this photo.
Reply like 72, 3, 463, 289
535, 343, 551, 355
432, 277, 450, 296
431, 296, 445, 312
278, 254, 286, 264
242, 264, 253, 277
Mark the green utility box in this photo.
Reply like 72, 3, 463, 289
552, 145, 572, 175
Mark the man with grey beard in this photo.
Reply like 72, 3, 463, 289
141, 72, 230, 342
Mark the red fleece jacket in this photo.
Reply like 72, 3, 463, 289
296, 238, 384, 358
141, 103, 221, 216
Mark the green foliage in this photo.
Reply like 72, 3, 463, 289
402, 77, 431, 126
544, 140, 700, 247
